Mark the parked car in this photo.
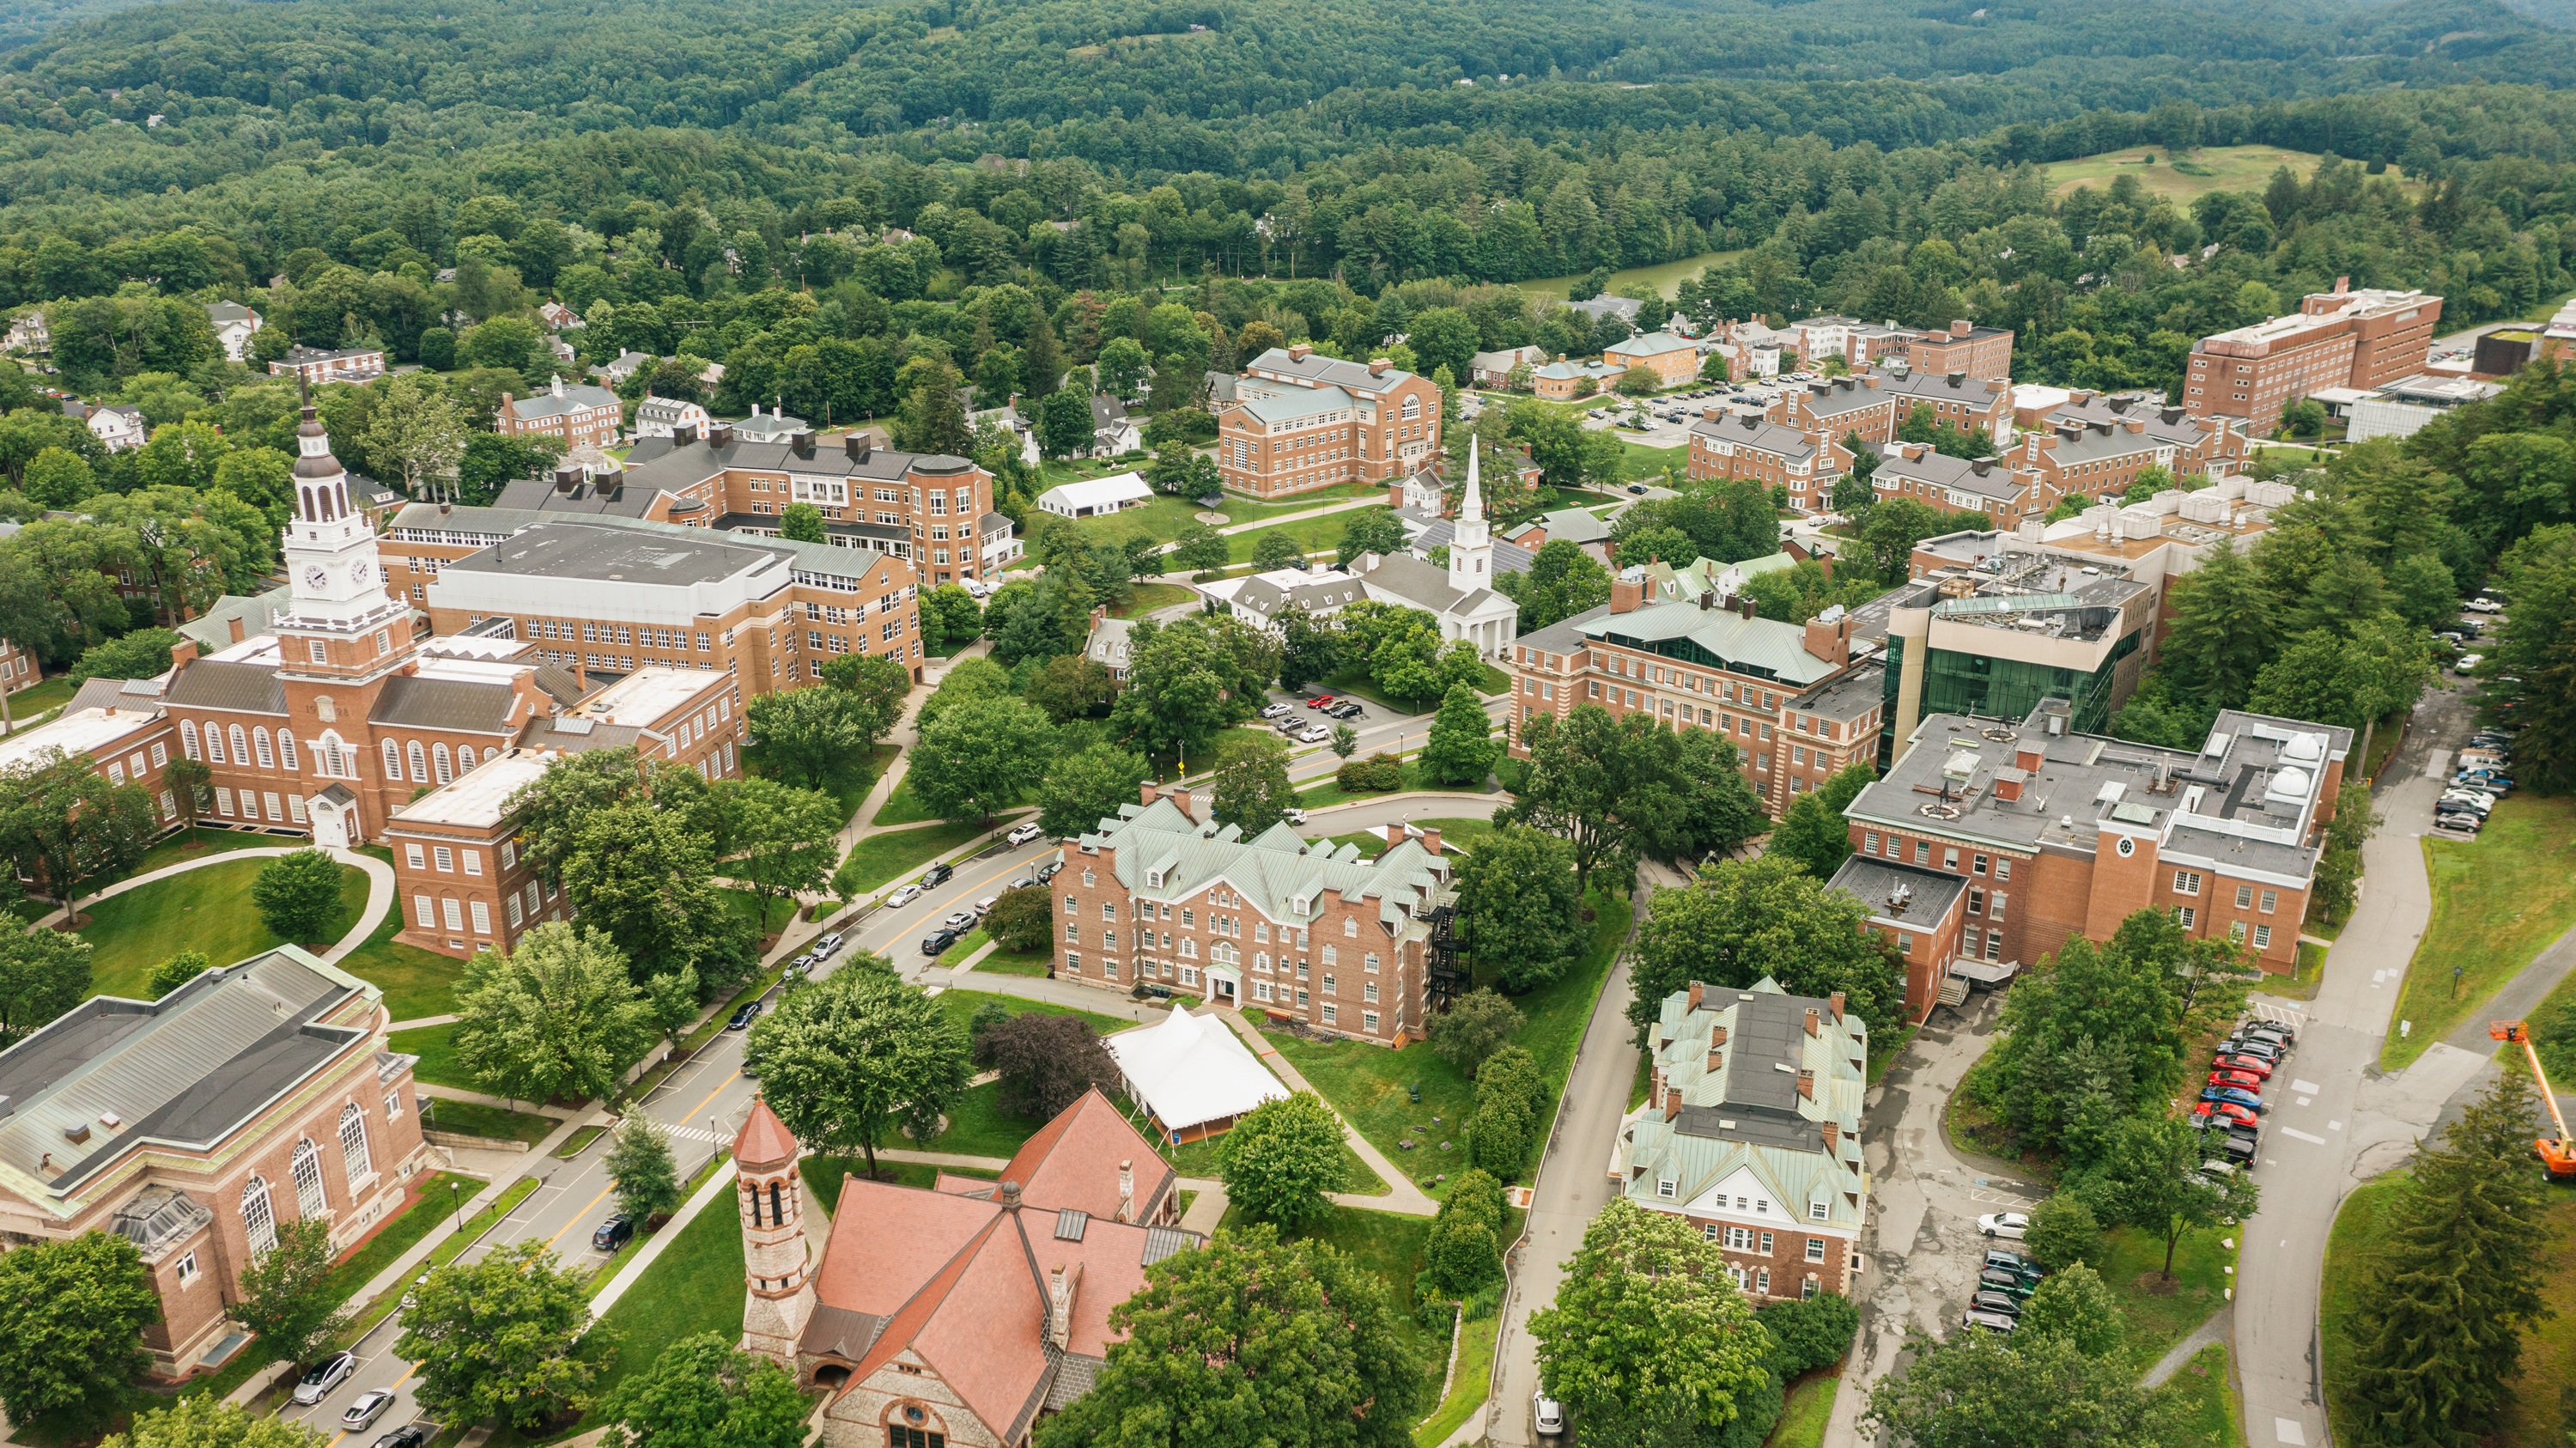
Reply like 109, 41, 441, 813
886, 882, 924, 907
1007, 821, 1044, 846
1009, 873, 1036, 890
1283, 808, 1308, 824
371, 1427, 433, 1448
2218, 1131, 2260, 1163
1534, 1394, 1565, 1436
725, 1001, 760, 1031
973, 895, 999, 917
921, 928, 959, 957
2437, 791, 2494, 816
785, 953, 815, 976
1036, 861, 1062, 884
2221, 1033, 2282, 1058
341, 1390, 398, 1432
2202, 1086, 2267, 1111
2236, 1019, 2296, 1045
1261, 702, 1295, 718
923, 862, 953, 887
2209, 1069, 2266, 1092
941, 910, 975, 931
1983, 1248, 2043, 1279
814, 933, 844, 956
1274, 716, 1306, 734
2195, 1100, 2262, 1128
1969, 1289, 2025, 1317
1977, 1212, 2029, 1239
1961, 1308, 2018, 1333
2455, 773, 2514, 792
1297, 724, 1332, 743
2197, 1159, 2241, 1181
292, 1352, 358, 1406
2433, 812, 2484, 834
2456, 653, 2485, 672
2467, 597, 2504, 612
2211, 1053, 2274, 1080
1327, 702, 1364, 719
1626, 483, 1649, 495
1306, 695, 1336, 709
592, 1214, 635, 1252
1978, 1268, 2038, 1299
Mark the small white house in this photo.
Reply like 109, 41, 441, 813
76, 402, 146, 452
632, 394, 714, 441
206, 301, 263, 362
1034, 471, 1155, 519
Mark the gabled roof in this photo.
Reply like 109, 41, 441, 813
1610, 331, 1695, 358
1689, 413, 1817, 461
996, 1088, 1174, 1224
1080, 797, 1454, 939
1243, 347, 1420, 398
1556, 595, 1844, 686
164, 659, 286, 715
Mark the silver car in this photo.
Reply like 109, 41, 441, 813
292, 1351, 357, 1406
342, 1390, 398, 1431
886, 883, 923, 906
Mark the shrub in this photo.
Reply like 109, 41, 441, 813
2025, 1190, 2105, 1272
1334, 751, 1406, 793
1756, 1292, 1861, 1375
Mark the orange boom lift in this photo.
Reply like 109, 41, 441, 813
2489, 1020, 2576, 1182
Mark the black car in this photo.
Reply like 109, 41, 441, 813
372, 1427, 434, 1448
923, 861, 954, 887
591, 1214, 634, 1252
1036, 861, 1062, 884
1978, 1268, 2038, 1299
725, 1001, 760, 1031
1327, 702, 1364, 720
1626, 483, 1649, 495
922, 928, 959, 956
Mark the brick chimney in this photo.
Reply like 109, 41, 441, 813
170, 637, 197, 670
228, 614, 246, 643
1421, 827, 1443, 855
1048, 1262, 1081, 1349
1369, 357, 1391, 376
1387, 483, 1406, 507
1796, 1068, 1814, 1100
1140, 782, 1160, 808
1706, 1049, 1723, 1073
708, 423, 733, 447
1804, 1007, 1820, 1037
1170, 786, 1194, 820
675, 423, 697, 447
1822, 1119, 1840, 1153
1288, 343, 1311, 362
1828, 990, 1846, 1023
1994, 769, 2026, 803
1950, 319, 1971, 338
1611, 575, 1646, 613
1738, 595, 1756, 621
1803, 613, 1852, 666
1687, 981, 1705, 1011
2014, 741, 2044, 773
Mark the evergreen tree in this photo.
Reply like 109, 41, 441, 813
2160, 538, 2275, 709
1419, 683, 1498, 787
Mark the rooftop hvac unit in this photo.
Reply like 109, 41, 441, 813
2179, 493, 2232, 524
2016, 518, 2046, 543
2119, 508, 2161, 539
2212, 472, 2248, 501
2246, 480, 2297, 508
2150, 489, 2188, 515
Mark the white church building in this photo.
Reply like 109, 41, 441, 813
1350, 444, 1521, 658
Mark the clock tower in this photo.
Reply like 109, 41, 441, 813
273, 390, 411, 684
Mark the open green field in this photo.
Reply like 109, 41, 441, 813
2382, 794, 2576, 1068
335, 897, 467, 1021
1061, 478, 1382, 549
389, 1021, 466, 1089
76, 856, 370, 1000
1224, 507, 1374, 566
2096, 1222, 2239, 1374
2039, 144, 2417, 203
1767, 1371, 1841, 1448
421, 1096, 562, 1144
1256, 889, 1627, 1197
836, 817, 994, 893
1512, 249, 1748, 301
1115, 581, 1195, 617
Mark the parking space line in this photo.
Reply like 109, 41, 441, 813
2291, 1079, 2321, 1095
2280, 1126, 2327, 1145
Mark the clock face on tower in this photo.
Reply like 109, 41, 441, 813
349, 560, 374, 585
304, 565, 330, 590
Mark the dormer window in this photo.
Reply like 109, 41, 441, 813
1292, 896, 1308, 914
1147, 871, 1163, 888
1657, 1178, 1677, 1200
1810, 1201, 1828, 1221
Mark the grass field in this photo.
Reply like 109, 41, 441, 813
914, 989, 1139, 1159
1064, 483, 1382, 551
1512, 250, 1748, 301
336, 899, 468, 1021
2321, 1171, 2409, 1442
1114, 581, 1196, 617
76, 856, 370, 1000
1766, 1371, 1841, 1448
1294, 755, 1432, 810
1256, 890, 1627, 1197
1225, 508, 1371, 566
836, 818, 995, 893
390, 1021, 467, 1090
2382, 794, 2576, 1068
2038, 144, 2412, 203
421, 1096, 562, 1144
131, 825, 283, 878
0, 673, 74, 733
2097, 1222, 2238, 1374
2163, 1343, 2247, 1448
1206, 1202, 1447, 1409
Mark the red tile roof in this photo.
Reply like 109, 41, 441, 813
994, 1086, 1172, 1222
732, 1096, 800, 1171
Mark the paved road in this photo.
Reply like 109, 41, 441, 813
2232, 681, 2488, 1448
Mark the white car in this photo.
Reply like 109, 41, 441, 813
886, 883, 923, 907
2466, 597, 2504, 612
2438, 792, 2494, 816
292, 1352, 357, 1405
1978, 1212, 2030, 1240
1283, 808, 1307, 824
1006, 821, 1043, 846
1297, 724, 1332, 744
2456, 654, 2483, 672
341, 1390, 398, 1432
1534, 1393, 1565, 1436
1260, 702, 1295, 719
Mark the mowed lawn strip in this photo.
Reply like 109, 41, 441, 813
836, 818, 996, 894
2320, 1172, 2411, 1442
76, 856, 370, 1000
2382, 794, 2576, 1068
1257, 890, 1627, 1199
2095, 1222, 2237, 1374
336, 901, 469, 1021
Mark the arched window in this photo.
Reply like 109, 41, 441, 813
433, 745, 453, 785
407, 741, 427, 782
205, 726, 227, 764
252, 728, 275, 769
243, 1176, 276, 1256
769, 1182, 784, 1225
228, 726, 248, 765
180, 721, 201, 760
277, 733, 298, 770
290, 1139, 326, 1216
456, 746, 475, 772
337, 1103, 370, 1182
381, 739, 403, 780
299, 486, 314, 522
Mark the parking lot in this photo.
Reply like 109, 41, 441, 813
2429, 592, 2514, 841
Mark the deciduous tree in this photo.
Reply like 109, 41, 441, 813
1219, 1091, 1349, 1232
986, 885, 1055, 954
398, 1241, 608, 1431
2014, 1262, 2123, 1358
226, 1219, 350, 1370
452, 924, 659, 1109
744, 686, 866, 792
743, 963, 970, 1177
1208, 731, 1296, 832
1455, 824, 1583, 991
102, 1397, 325, 1448
145, 946, 210, 1000
1420, 683, 1498, 786
1036, 742, 1148, 838
0, 1231, 160, 1431
909, 692, 1056, 825
1631, 855, 1907, 1036
1426, 988, 1523, 1078
974, 1013, 1116, 1120
605, 1333, 809, 1448
0, 928, 88, 1044
1767, 760, 1874, 879
2023, 1190, 2103, 1272
1529, 1199, 1773, 1439
251, 849, 346, 946
604, 1116, 683, 1226
1864, 1323, 2194, 1448
722, 779, 841, 932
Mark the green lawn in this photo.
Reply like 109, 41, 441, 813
1295, 756, 1434, 810
937, 925, 1055, 976
1413, 1314, 1498, 1446
76, 856, 370, 1001
1316, 668, 1443, 719
2257, 941, 2328, 1004
0, 673, 75, 733
329, 1170, 484, 1303
1256, 890, 1627, 1196
2162, 1343, 2246, 1448
1767, 1371, 1841, 1448
553, 1177, 746, 1439
936, 926, 993, 968
912, 989, 1141, 1159
2322, 1172, 2410, 1443
1213, 1202, 1446, 1407
1114, 581, 1194, 618
2097, 1222, 2238, 1375
335, 900, 466, 1022
836, 818, 995, 894
343, 1177, 541, 1338
2038, 143, 2396, 204
1226, 508, 1373, 566
931, 985, 1134, 1040
391, 1022, 468, 1090
131, 826, 282, 878
875, 776, 1027, 827
420, 1096, 562, 1144
1063, 483, 1381, 551
2382, 794, 2576, 1068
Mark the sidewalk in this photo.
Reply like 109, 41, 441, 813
1216, 1009, 1438, 1217
24, 844, 397, 968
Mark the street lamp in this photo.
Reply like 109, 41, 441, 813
449, 1178, 463, 1233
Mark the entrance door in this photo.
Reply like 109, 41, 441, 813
310, 800, 349, 849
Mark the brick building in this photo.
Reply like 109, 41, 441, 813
1831, 699, 2347, 1001
1769, 371, 2013, 449
1603, 331, 1701, 388
1787, 316, 1910, 372
1056, 786, 1457, 1048
1528, 356, 1624, 399
0, 946, 428, 1378
1686, 413, 1854, 514
2012, 388, 2250, 479
498, 376, 625, 450
269, 345, 386, 386
2012, 415, 2179, 505
1869, 443, 2041, 526
1506, 575, 1880, 814
2184, 281, 2440, 423
1615, 977, 1868, 1302
1898, 319, 2014, 380
1212, 345, 1443, 497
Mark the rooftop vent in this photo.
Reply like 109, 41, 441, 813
1918, 803, 1961, 820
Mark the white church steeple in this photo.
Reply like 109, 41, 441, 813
1447, 441, 1492, 595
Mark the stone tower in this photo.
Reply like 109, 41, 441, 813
733, 1097, 816, 1366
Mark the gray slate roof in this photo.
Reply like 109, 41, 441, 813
1358, 550, 1500, 620
1413, 517, 1534, 575
1873, 446, 2026, 503
1538, 597, 1843, 686
507, 382, 619, 423
1236, 569, 1365, 617
1243, 348, 1419, 399
1690, 413, 1819, 461
164, 659, 286, 715
388, 502, 896, 586
1787, 658, 1885, 723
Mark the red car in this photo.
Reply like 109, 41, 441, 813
1307, 696, 1335, 709
2211, 1053, 2274, 1080
2208, 1069, 2265, 1092
2194, 1101, 2260, 1128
